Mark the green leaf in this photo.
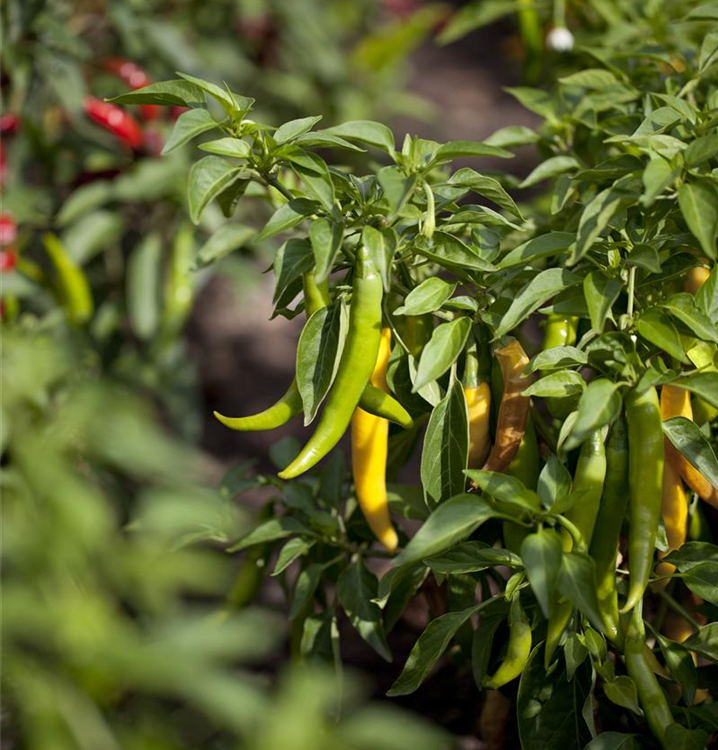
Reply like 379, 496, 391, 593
685, 134, 718, 168
519, 156, 580, 189
196, 224, 255, 268
62, 210, 124, 266
256, 198, 318, 242
393, 493, 500, 567
641, 156, 679, 206
187, 156, 243, 224
682, 623, 718, 664
521, 530, 563, 618
522, 371, 586, 398
309, 219, 343, 283
424, 541, 521, 574
447, 168, 522, 218
320, 120, 395, 154
672, 372, 718, 410
362, 226, 396, 292
465, 470, 540, 510
296, 302, 345, 425
603, 676, 642, 715
663, 724, 709, 750
573, 185, 631, 264
229, 517, 310, 552
557, 552, 606, 632
584, 272, 622, 333
696, 266, 718, 324
538, 454, 572, 509
273, 239, 314, 306
337, 560, 392, 662
584, 733, 640, 750
471, 600, 511, 688
635, 309, 691, 364
271, 537, 315, 576
564, 379, 622, 451
291, 152, 335, 211
414, 318, 472, 391
274, 116, 322, 145
628, 243, 662, 273
377, 167, 417, 219
699, 28, 718, 72
109, 78, 206, 107
678, 180, 718, 261
517, 645, 593, 749
289, 562, 325, 620
649, 626, 697, 706
499, 232, 575, 269
395, 278, 457, 316
198, 137, 252, 159
495, 269, 581, 339
662, 293, 718, 344
177, 72, 253, 114
527, 346, 587, 373
680, 563, 718, 606
421, 379, 468, 507
437, 0, 520, 44
295, 132, 365, 152
387, 604, 481, 696
484, 125, 540, 148
161, 108, 218, 154
126, 233, 162, 341
664, 416, 718, 490
433, 140, 512, 163
417, 231, 496, 273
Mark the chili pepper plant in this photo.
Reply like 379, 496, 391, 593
113, 5, 718, 745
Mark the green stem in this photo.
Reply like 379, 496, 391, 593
657, 589, 702, 630
553, 514, 587, 553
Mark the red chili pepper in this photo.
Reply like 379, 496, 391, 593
102, 59, 159, 121
83, 97, 144, 150
0, 248, 17, 272
0, 114, 20, 136
170, 106, 188, 121
0, 213, 16, 246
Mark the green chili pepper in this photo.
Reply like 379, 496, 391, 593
42, 233, 94, 325
214, 270, 412, 433
502, 415, 539, 554
545, 429, 607, 666
621, 386, 664, 614
160, 223, 194, 342
562, 429, 606, 551
278, 244, 384, 479
624, 605, 675, 747
484, 597, 532, 689
589, 415, 629, 646
542, 314, 579, 420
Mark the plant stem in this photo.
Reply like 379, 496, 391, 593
626, 265, 637, 325
657, 589, 702, 630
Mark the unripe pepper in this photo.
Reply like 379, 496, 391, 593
562, 429, 607, 551
483, 339, 531, 473
542, 314, 579, 419
546, 429, 607, 665
503, 416, 539, 554
685, 266, 710, 294
351, 327, 399, 551
661, 385, 718, 510
215, 273, 412, 432
83, 97, 144, 150
621, 386, 664, 613
625, 606, 675, 747
483, 598, 532, 689
42, 233, 94, 325
589, 416, 629, 645
279, 244, 384, 479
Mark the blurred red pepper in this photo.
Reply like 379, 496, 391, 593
0, 213, 17, 245
170, 106, 188, 121
83, 97, 144, 150
103, 59, 159, 120
0, 248, 17, 272
0, 114, 20, 136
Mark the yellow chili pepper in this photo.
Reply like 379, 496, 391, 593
655, 459, 688, 586
463, 341, 491, 468
351, 327, 398, 552
661, 385, 718, 510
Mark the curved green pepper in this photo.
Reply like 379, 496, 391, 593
621, 386, 664, 614
279, 244, 384, 479
43, 233, 94, 325
484, 598, 532, 689
589, 415, 629, 645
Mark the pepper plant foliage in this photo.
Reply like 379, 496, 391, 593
119, 7, 718, 747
